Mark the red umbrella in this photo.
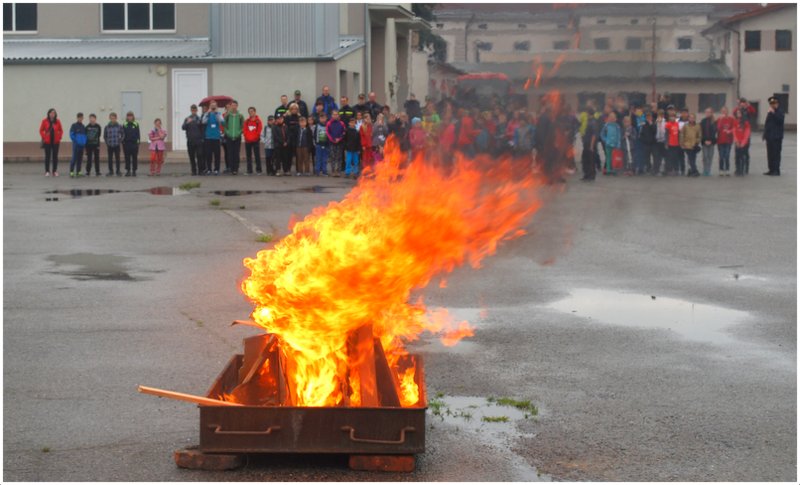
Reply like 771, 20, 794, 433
198, 95, 234, 108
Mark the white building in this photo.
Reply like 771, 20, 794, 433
703, 4, 797, 127
3, 3, 430, 160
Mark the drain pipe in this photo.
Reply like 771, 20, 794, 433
721, 24, 741, 101
364, 3, 370, 92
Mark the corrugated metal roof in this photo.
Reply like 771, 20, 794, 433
449, 60, 735, 81
3, 38, 209, 63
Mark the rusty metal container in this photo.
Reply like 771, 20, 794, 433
198, 351, 427, 455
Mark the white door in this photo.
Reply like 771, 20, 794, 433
121, 91, 142, 120
172, 68, 208, 151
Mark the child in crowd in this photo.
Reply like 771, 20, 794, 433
69, 112, 87, 178
680, 114, 701, 177
148, 118, 167, 176
664, 113, 681, 176
716, 106, 734, 176
295, 116, 313, 176
326, 110, 346, 177
103, 112, 123, 176
621, 115, 635, 176
733, 108, 751, 176
409, 117, 426, 156
359, 113, 373, 171
355, 111, 363, 131
85, 113, 102, 177
39, 108, 63, 176
344, 118, 361, 179
312, 112, 329, 176
244, 107, 263, 175
653, 109, 666, 175
600, 112, 620, 175
371, 113, 388, 163
260, 115, 275, 175
122, 111, 141, 177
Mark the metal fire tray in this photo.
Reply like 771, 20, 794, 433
198, 346, 427, 455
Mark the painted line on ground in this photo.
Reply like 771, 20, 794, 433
222, 209, 267, 236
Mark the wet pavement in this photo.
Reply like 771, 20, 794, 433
3, 135, 796, 481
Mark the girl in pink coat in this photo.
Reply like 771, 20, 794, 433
148, 118, 167, 175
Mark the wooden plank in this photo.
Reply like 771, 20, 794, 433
373, 339, 401, 407
138, 385, 243, 407
238, 334, 272, 384
349, 325, 379, 407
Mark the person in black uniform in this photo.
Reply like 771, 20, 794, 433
763, 96, 785, 176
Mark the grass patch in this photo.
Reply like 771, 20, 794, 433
428, 397, 447, 417
178, 181, 201, 191
256, 234, 274, 243
209, 199, 221, 207
491, 397, 539, 415
41, 447, 51, 453
239, 205, 246, 210
481, 416, 510, 423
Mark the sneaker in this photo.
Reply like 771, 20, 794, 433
231, 171, 237, 175
45, 172, 51, 177
69, 171, 75, 178
213, 170, 219, 175
53, 171, 59, 177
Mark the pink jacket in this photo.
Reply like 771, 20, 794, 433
148, 127, 167, 151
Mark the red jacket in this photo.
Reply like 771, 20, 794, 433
359, 123, 373, 149
665, 121, 680, 147
243, 116, 263, 143
39, 118, 64, 145
457, 116, 478, 146
733, 121, 751, 147
716, 116, 735, 145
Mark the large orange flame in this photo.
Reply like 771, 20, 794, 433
241, 138, 544, 407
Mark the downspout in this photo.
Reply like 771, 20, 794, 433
720, 23, 741, 100
464, 13, 475, 62
364, 3, 370, 92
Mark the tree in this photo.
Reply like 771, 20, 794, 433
412, 3, 447, 63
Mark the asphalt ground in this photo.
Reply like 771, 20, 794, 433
3, 135, 796, 481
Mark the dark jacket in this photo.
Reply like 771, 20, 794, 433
274, 104, 289, 118
365, 101, 382, 122
638, 121, 656, 145
344, 126, 361, 152
404, 99, 423, 119
763, 108, 785, 141
315, 94, 338, 116
85, 122, 102, 146
182, 114, 204, 144
293, 99, 309, 118
700, 117, 717, 144
283, 113, 300, 147
272, 123, 289, 148
297, 126, 314, 149
70, 121, 87, 147
122, 120, 141, 146
325, 119, 346, 144
339, 105, 355, 125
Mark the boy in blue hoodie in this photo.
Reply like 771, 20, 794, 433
600, 112, 621, 175
69, 113, 87, 177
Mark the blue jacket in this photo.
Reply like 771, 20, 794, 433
202, 112, 224, 140
325, 119, 346, 144
70, 122, 87, 147
600, 121, 621, 148
763, 108, 784, 141
315, 94, 338, 116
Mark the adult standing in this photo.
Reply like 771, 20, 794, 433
224, 100, 244, 175
39, 108, 63, 176
354, 93, 368, 115
716, 106, 734, 176
201, 101, 225, 175
243, 107, 263, 175
763, 96, 785, 176
274, 95, 290, 118
365, 91, 382, 122
580, 107, 599, 181
272, 115, 291, 176
293, 90, 309, 118
315, 86, 338, 116
182, 104, 205, 175
338, 96, 355, 125
699, 107, 717, 176
404, 93, 423, 120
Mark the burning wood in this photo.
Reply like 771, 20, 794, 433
138, 385, 242, 407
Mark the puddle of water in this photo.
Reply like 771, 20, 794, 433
211, 186, 330, 196
430, 395, 549, 481
45, 187, 187, 198
547, 289, 748, 345
47, 253, 137, 281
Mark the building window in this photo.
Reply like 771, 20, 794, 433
669, 93, 687, 110
772, 93, 789, 113
553, 40, 570, 50
623, 92, 647, 107
477, 23, 487, 30
677, 37, 692, 50
625, 37, 642, 50
782, 84, 790, 92
3, 3, 37, 32
435, 23, 444, 29
630, 18, 639, 25
513, 40, 530, 51
597, 18, 606, 24
101, 3, 176, 31
776, 30, 792, 51
744, 30, 761, 51
475, 41, 493, 51
698, 93, 726, 111
594, 37, 610, 50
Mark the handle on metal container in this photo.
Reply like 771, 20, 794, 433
208, 424, 281, 436
341, 425, 415, 445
